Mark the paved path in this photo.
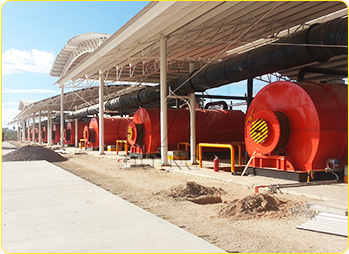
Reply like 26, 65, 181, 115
2, 160, 225, 253
1, 141, 17, 155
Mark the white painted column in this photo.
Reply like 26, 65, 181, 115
32, 114, 35, 143
17, 121, 20, 141
22, 119, 25, 142
47, 111, 52, 146
38, 111, 42, 145
60, 85, 64, 147
189, 62, 197, 164
99, 70, 105, 155
160, 35, 168, 165
189, 93, 197, 164
75, 107, 78, 147
27, 118, 30, 143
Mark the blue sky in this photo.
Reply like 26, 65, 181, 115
1, 1, 267, 128
1, 1, 149, 127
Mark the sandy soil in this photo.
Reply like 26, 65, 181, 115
49, 152, 348, 253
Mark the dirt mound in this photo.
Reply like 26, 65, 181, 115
2, 145, 67, 163
219, 193, 287, 219
169, 181, 226, 198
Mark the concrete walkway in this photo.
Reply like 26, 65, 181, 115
1, 141, 17, 155
2, 159, 225, 253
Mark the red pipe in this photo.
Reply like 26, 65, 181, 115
254, 185, 270, 193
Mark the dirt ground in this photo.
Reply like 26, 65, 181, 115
5, 143, 348, 253
52, 152, 348, 253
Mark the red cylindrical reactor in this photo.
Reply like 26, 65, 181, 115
29, 128, 39, 141
127, 108, 245, 154
29, 129, 33, 141
64, 121, 90, 146
34, 128, 39, 142
83, 117, 132, 148
245, 81, 348, 172
41, 126, 47, 143
25, 127, 29, 140
52, 123, 61, 144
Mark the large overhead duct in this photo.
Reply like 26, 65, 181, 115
65, 17, 347, 119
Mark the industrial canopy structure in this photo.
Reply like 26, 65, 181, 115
14, 1, 348, 165
53, 1, 347, 86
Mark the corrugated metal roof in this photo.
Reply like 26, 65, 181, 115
297, 212, 348, 237
50, 32, 111, 77
12, 84, 146, 120
53, 1, 347, 86
15, 1, 347, 121
18, 100, 37, 110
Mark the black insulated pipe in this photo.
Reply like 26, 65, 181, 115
65, 17, 347, 119
297, 66, 348, 81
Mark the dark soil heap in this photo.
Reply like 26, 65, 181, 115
219, 193, 285, 219
2, 145, 67, 163
169, 181, 227, 199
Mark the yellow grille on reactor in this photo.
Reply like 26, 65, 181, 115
127, 126, 134, 141
250, 118, 269, 144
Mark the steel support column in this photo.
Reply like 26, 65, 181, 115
27, 118, 30, 143
160, 35, 168, 165
99, 70, 105, 155
189, 93, 197, 164
48, 111, 52, 146
189, 62, 197, 165
38, 111, 42, 144
21, 119, 25, 142
60, 85, 64, 147
32, 114, 35, 143
75, 106, 78, 147
17, 121, 19, 141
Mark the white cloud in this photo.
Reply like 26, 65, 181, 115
3, 88, 59, 94
2, 102, 19, 107
1, 108, 20, 127
2, 49, 55, 75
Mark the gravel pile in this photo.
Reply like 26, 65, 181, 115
2, 145, 67, 163
290, 204, 319, 218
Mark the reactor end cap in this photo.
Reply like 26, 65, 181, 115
83, 126, 89, 142
127, 121, 145, 146
83, 126, 96, 143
